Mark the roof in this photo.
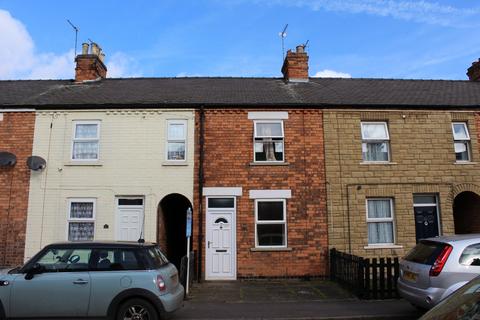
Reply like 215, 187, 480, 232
423, 234, 480, 243
0, 77, 480, 109
46, 241, 157, 248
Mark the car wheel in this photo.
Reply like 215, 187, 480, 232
116, 298, 159, 320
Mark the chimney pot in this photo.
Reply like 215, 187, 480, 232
296, 45, 304, 53
91, 43, 100, 56
81, 43, 89, 55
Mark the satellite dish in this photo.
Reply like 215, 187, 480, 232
0, 152, 17, 167
26, 156, 46, 171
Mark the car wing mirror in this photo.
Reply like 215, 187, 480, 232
24, 263, 45, 280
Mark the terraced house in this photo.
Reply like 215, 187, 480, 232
1, 44, 480, 280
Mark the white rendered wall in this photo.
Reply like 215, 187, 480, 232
25, 109, 194, 260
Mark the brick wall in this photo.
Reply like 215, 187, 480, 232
324, 110, 480, 258
194, 109, 328, 278
0, 112, 35, 266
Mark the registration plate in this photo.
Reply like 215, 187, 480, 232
403, 270, 417, 283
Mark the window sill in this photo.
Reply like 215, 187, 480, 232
162, 161, 188, 166
250, 247, 292, 252
360, 161, 397, 165
64, 161, 103, 166
454, 161, 477, 165
364, 245, 403, 250
249, 162, 289, 166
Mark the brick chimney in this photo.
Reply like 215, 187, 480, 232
467, 59, 480, 81
75, 42, 107, 82
281, 45, 309, 82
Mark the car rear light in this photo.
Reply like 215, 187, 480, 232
156, 275, 166, 292
429, 245, 453, 277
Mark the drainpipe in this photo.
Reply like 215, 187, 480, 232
197, 105, 205, 281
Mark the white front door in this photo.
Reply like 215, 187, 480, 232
116, 198, 144, 241
206, 209, 236, 280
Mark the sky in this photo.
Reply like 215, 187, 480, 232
0, 0, 479, 80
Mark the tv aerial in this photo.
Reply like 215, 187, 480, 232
303, 40, 309, 50
67, 19, 79, 59
278, 24, 288, 60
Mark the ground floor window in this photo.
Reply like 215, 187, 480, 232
366, 198, 394, 245
255, 199, 287, 247
67, 199, 95, 241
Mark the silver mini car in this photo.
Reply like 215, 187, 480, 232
0, 241, 184, 319
398, 234, 480, 310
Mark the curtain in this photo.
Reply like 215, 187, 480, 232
368, 199, 391, 218
75, 124, 98, 139
368, 222, 393, 244
362, 124, 387, 139
257, 123, 282, 137
70, 202, 94, 219
368, 200, 393, 244
363, 142, 388, 161
68, 222, 94, 241
73, 141, 98, 159
168, 124, 185, 140
167, 142, 185, 160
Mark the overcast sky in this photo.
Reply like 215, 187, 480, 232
0, 0, 479, 80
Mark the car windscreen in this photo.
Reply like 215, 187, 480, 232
404, 240, 449, 265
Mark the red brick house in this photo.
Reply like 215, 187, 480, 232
195, 47, 328, 279
0, 110, 35, 266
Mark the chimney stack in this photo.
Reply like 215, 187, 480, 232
75, 42, 107, 82
281, 45, 309, 82
467, 59, 480, 81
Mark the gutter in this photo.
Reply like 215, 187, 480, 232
197, 105, 205, 281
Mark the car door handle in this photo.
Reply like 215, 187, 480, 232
73, 279, 89, 285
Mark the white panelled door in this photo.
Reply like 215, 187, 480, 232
116, 198, 144, 241
206, 210, 236, 280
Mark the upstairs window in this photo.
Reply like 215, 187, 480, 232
361, 122, 390, 162
452, 122, 471, 162
72, 121, 100, 160
254, 121, 284, 162
166, 120, 187, 161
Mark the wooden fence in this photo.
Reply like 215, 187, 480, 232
330, 248, 400, 299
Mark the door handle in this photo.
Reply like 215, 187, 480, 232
208, 241, 211, 248
73, 279, 88, 285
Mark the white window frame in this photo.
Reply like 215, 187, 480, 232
253, 120, 285, 163
66, 198, 96, 241
361, 121, 390, 162
71, 120, 101, 161
366, 198, 395, 246
255, 199, 287, 248
452, 122, 471, 162
166, 119, 187, 161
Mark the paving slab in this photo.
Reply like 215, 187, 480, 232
172, 279, 424, 320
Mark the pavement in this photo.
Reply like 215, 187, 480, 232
171, 279, 424, 320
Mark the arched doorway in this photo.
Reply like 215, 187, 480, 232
157, 194, 192, 270
453, 191, 480, 234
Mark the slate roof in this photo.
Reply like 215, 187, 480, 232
0, 77, 480, 109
